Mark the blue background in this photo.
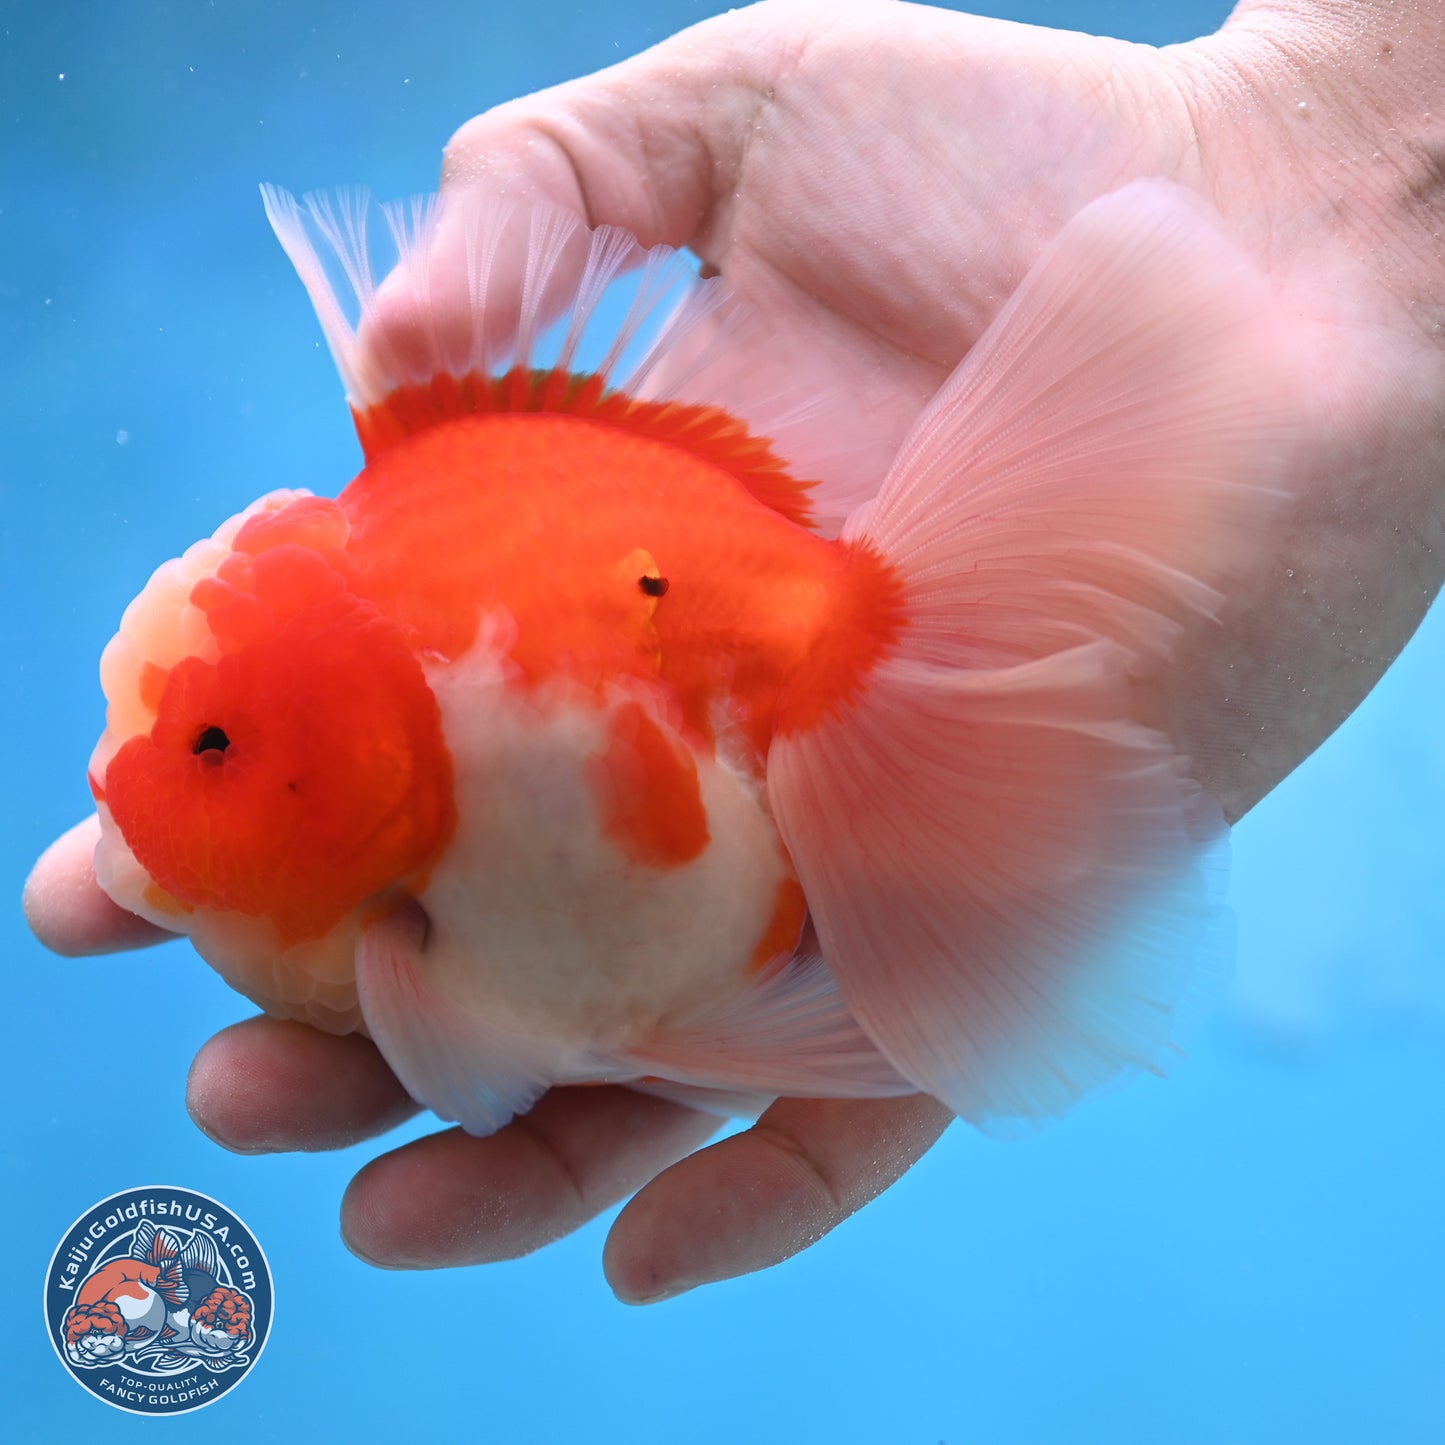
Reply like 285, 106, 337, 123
5, 2, 1442, 1440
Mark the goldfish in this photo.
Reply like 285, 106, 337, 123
84, 179, 1295, 1135
62, 1221, 246, 1366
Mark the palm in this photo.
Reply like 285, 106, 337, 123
26, 0, 1445, 1299
696, 16, 1190, 370
517, 6, 1437, 823
475, 9, 1213, 462
490, 5, 1441, 828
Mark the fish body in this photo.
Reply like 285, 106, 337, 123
344, 393, 896, 1061
62, 1221, 249, 1366
63, 1223, 196, 1364
66, 1256, 172, 1362
88, 181, 1297, 1132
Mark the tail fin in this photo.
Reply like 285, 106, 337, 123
768, 181, 1299, 1127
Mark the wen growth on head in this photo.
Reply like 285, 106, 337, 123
83, 179, 1297, 1134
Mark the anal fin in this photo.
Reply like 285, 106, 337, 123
620, 947, 916, 1101
625, 1079, 773, 1122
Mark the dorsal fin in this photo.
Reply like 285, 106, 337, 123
353, 367, 815, 528
131, 1218, 156, 1262
260, 186, 873, 533
180, 1229, 219, 1277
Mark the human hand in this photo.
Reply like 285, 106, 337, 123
26, 0, 1445, 1299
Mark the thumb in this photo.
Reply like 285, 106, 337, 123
434, 0, 850, 254
339, 2, 802, 397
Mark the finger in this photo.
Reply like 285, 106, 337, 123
414, 0, 943, 482
187, 1016, 419, 1153
437, 2, 800, 247
603, 1093, 952, 1303
356, 6, 790, 383
340, 1086, 720, 1269
23, 815, 176, 957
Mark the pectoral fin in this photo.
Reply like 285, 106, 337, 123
356, 903, 567, 1136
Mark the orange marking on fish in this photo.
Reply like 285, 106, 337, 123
750, 875, 808, 971
143, 880, 192, 917
589, 700, 710, 869
110, 544, 456, 945
75, 1259, 168, 1309
354, 367, 817, 531
99, 364, 901, 978
340, 388, 903, 752
139, 661, 169, 715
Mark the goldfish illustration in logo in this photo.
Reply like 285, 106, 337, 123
82, 178, 1298, 1134
63, 1220, 253, 1370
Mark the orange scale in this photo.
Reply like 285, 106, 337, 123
749, 875, 808, 971
139, 660, 170, 714
587, 699, 711, 870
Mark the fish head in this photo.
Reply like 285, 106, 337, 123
89, 489, 455, 1026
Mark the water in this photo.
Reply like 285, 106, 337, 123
5, 2, 1442, 1439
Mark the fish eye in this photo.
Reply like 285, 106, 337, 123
638, 574, 669, 598
193, 725, 231, 757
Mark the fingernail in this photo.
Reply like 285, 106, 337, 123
185, 1107, 271, 1156
341, 1231, 406, 1271
615, 1279, 695, 1306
